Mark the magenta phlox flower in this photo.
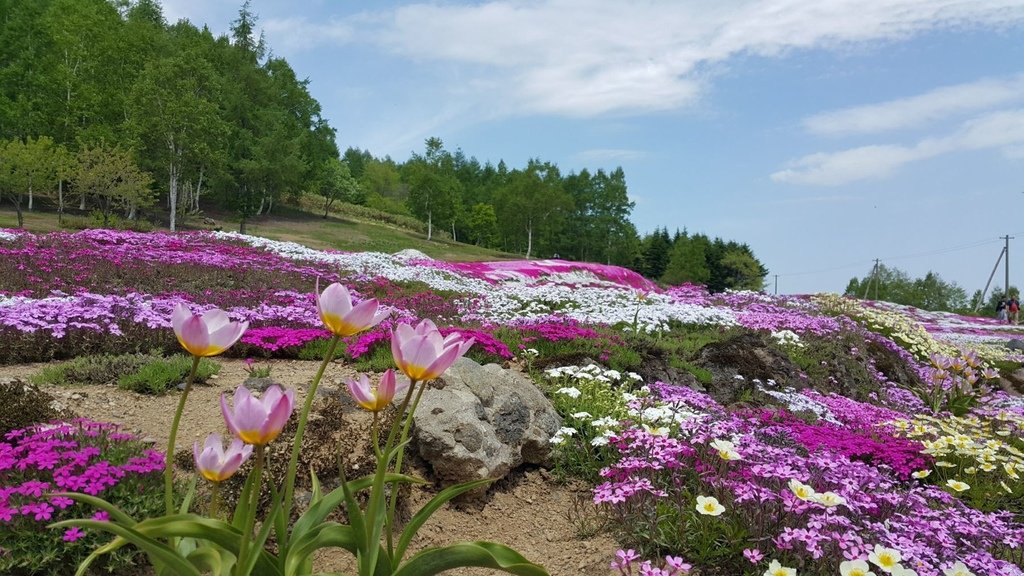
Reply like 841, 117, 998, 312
62, 526, 85, 542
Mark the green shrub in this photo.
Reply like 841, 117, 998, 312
117, 355, 219, 395
297, 338, 337, 361
59, 211, 154, 232
31, 352, 158, 388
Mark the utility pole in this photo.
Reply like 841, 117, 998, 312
774, 274, 778, 295
976, 245, 1007, 312
861, 259, 881, 300
1005, 235, 1014, 298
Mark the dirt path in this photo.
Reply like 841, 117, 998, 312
4, 359, 621, 575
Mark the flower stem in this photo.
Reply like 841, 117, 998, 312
385, 377, 429, 554
210, 482, 221, 520
282, 336, 340, 526
165, 355, 201, 516
237, 445, 265, 574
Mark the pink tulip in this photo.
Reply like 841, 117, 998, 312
391, 319, 475, 381
171, 304, 249, 357
221, 385, 296, 446
316, 281, 389, 337
193, 433, 253, 482
347, 369, 410, 412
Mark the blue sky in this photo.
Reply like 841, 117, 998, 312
161, 0, 1024, 296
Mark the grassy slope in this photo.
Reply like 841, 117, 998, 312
0, 203, 517, 262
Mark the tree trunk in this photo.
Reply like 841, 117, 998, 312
57, 180, 64, 226
27, 185, 33, 212
127, 202, 136, 220
427, 210, 433, 241
13, 194, 23, 228
169, 160, 179, 231
194, 168, 204, 212
526, 220, 533, 259
239, 217, 246, 234
452, 220, 456, 243
256, 195, 265, 216
266, 195, 273, 214
79, 189, 86, 210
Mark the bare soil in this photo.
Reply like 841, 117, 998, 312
3, 359, 621, 575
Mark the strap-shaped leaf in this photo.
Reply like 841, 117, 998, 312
185, 546, 223, 574
292, 472, 421, 537
50, 492, 138, 526
51, 519, 201, 576
237, 494, 283, 576
394, 478, 493, 563
284, 522, 392, 576
393, 541, 549, 576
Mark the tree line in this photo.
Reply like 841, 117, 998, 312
843, 264, 1006, 314
0, 0, 769, 291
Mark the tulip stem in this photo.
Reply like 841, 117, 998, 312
385, 377, 428, 555
238, 445, 265, 574
282, 335, 340, 529
165, 355, 201, 516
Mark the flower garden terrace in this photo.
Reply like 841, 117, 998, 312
2, 228, 1024, 575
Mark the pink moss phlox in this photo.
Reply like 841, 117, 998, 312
240, 326, 332, 352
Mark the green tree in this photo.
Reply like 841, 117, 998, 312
404, 137, 461, 241
662, 234, 710, 286
129, 51, 225, 231
639, 227, 672, 279
317, 157, 361, 217
464, 202, 498, 246
0, 136, 61, 227
845, 265, 970, 312
719, 249, 767, 291
74, 142, 154, 226
493, 160, 572, 258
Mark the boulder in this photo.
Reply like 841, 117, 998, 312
1007, 339, 1024, 351
412, 358, 561, 494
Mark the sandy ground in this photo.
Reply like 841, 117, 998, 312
3, 358, 621, 575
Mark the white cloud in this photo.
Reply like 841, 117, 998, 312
772, 108, 1024, 185
265, 0, 1024, 118
804, 74, 1024, 136
574, 149, 645, 162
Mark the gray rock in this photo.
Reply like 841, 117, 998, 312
412, 357, 561, 496
242, 377, 277, 392
1007, 339, 1024, 351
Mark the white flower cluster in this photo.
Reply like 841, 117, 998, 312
544, 364, 641, 384
755, 383, 840, 424
0, 229, 20, 241
771, 329, 805, 348
549, 426, 578, 444
212, 232, 492, 295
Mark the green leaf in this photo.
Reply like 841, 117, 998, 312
179, 476, 198, 514
51, 519, 202, 576
284, 523, 391, 576
186, 546, 224, 574
51, 492, 138, 526
394, 478, 493, 563
291, 473, 422, 538
237, 494, 282, 576
234, 466, 259, 529
393, 542, 549, 576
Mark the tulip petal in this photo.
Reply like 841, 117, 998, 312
421, 343, 463, 380
172, 304, 192, 335
178, 315, 211, 356
201, 309, 231, 333
208, 320, 248, 354
221, 393, 240, 437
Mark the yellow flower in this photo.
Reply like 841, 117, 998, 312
945, 479, 970, 492
839, 560, 876, 576
764, 559, 797, 576
911, 470, 931, 479
963, 467, 977, 475
1005, 463, 1020, 480
695, 495, 725, 516
868, 545, 902, 571
811, 491, 846, 508
788, 479, 816, 501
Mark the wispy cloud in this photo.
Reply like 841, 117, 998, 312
573, 149, 645, 163
772, 109, 1024, 185
264, 0, 1024, 118
803, 74, 1024, 136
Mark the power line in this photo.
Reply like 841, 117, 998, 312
776, 236, 1003, 278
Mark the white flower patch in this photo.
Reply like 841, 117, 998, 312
549, 426, 578, 444
570, 411, 592, 419
556, 386, 582, 399
771, 329, 805, 347
757, 385, 840, 424
0, 229, 21, 241
212, 232, 491, 294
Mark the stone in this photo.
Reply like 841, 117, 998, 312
693, 332, 801, 405
1007, 339, 1024, 351
412, 357, 561, 496
242, 377, 277, 393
